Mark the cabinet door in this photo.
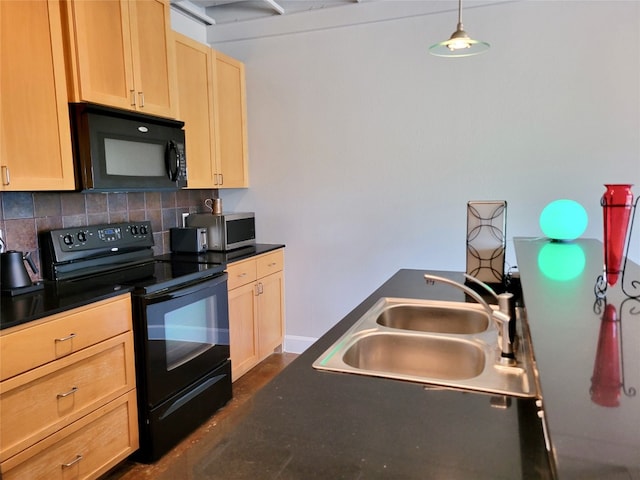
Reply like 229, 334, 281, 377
257, 271, 284, 360
64, 0, 135, 111
174, 32, 217, 188
0, 0, 74, 191
214, 51, 248, 188
128, 0, 177, 118
228, 282, 259, 382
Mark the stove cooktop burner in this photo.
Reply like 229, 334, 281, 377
135, 258, 225, 294
52, 258, 225, 296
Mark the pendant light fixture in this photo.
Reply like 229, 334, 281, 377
429, 0, 489, 57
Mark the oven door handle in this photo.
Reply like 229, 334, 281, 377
144, 273, 228, 303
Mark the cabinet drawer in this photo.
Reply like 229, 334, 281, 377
257, 249, 284, 278
227, 259, 257, 290
1, 294, 132, 381
0, 390, 138, 480
0, 332, 135, 462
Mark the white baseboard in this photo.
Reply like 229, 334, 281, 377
283, 335, 317, 354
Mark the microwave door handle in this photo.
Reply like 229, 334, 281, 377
165, 140, 179, 181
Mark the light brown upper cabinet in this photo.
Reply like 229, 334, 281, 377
174, 32, 218, 188
213, 50, 249, 188
62, 0, 178, 119
0, 0, 75, 191
174, 33, 248, 188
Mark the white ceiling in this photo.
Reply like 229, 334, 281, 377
171, 0, 366, 25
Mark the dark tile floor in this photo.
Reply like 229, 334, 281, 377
101, 353, 298, 480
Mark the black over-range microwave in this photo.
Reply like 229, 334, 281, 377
69, 103, 187, 192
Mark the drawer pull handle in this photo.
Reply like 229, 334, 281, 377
55, 333, 76, 342
62, 454, 83, 468
268, 262, 277, 267
57, 386, 78, 399
238, 273, 247, 277
1, 166, 9, 185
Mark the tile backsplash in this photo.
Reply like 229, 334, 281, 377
0, 189, 216, 281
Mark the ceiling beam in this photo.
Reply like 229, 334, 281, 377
171, 0, 217, 25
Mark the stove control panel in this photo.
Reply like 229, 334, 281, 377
42, 221, 154, 258
40, 221, 156, 281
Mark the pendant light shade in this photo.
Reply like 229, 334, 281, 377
429, 0, 489, 57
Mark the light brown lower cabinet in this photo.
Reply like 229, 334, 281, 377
228, 249, 285, 381
0, 294, 138, 479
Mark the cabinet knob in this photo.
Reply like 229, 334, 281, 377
130, 90, 136, 107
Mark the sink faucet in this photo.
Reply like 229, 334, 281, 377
424, 273, 516, 365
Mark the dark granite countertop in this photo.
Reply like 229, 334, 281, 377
514, 237, 640, 478
158, 243, 285, 266
0, 243, 285, 331
0, 282, 133, 331
177, 269, 553, 479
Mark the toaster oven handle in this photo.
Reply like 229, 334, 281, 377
165, 140, 180, 181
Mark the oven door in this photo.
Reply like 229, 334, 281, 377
135, 273, 229, 408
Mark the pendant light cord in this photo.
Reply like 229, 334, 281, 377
456, 0, 464, 32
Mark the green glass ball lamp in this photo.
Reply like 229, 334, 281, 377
539, 199, 589, 241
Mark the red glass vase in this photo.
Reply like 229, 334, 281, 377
601, 184, 634, 286
590, 304, 621, 407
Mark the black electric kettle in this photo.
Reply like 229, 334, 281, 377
1, 250, 38, 290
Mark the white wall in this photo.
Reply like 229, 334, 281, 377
176, 1, 640, 352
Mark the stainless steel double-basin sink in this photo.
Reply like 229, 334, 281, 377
313, 297, 539, 398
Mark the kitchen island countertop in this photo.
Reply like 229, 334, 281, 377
171, 268, 552, 479
169, 237, 640, 479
